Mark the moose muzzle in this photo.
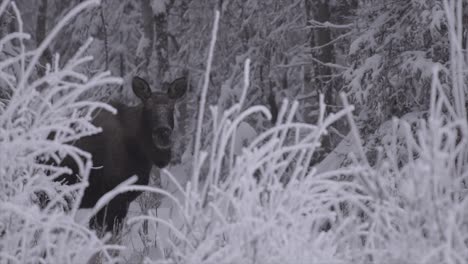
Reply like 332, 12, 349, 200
152, 127, 172, 150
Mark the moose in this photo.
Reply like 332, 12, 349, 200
56, 76, 187, 233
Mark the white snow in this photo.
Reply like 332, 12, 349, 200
233, 121, 257, 155
151, 0, 167, 14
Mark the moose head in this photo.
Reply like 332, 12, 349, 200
131, 76, 187, 168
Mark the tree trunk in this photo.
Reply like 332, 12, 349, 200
154, 6, 170, 83
315, 2, 333, 102
304, 0, 334, 155
305, 5, 339, 229
36, 0, 52, 79
138, 0, 155, 79
99, 6, 109, 71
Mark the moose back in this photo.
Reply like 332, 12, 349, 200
57, 76, 187, 233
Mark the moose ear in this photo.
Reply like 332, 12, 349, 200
167, 77, 187, 100
132, 76, 152, 101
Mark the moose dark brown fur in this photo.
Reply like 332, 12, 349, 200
58, 76, 187, 233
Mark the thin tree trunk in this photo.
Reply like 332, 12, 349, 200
305, 0, 334, 153
36, 0, 52, 79
99, 5, 109, 71
154, 8, 169, 82
138, 0, 155, 79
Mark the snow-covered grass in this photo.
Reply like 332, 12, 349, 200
127, 71, 368, 264
125, 10, 366, 264
124, 1, 468, 264
0, 1, 123, 263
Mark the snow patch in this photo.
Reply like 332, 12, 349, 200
315, 132, 357, 173
151, 0, 167, 14
136, 36, 151, 58
234, 121, 257, 155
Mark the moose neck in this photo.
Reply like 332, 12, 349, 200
119, 104, 171, 168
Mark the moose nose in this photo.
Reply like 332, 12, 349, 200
154, 127, 171, 138
153, 127, 172, 149
153, 127, 172, 147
